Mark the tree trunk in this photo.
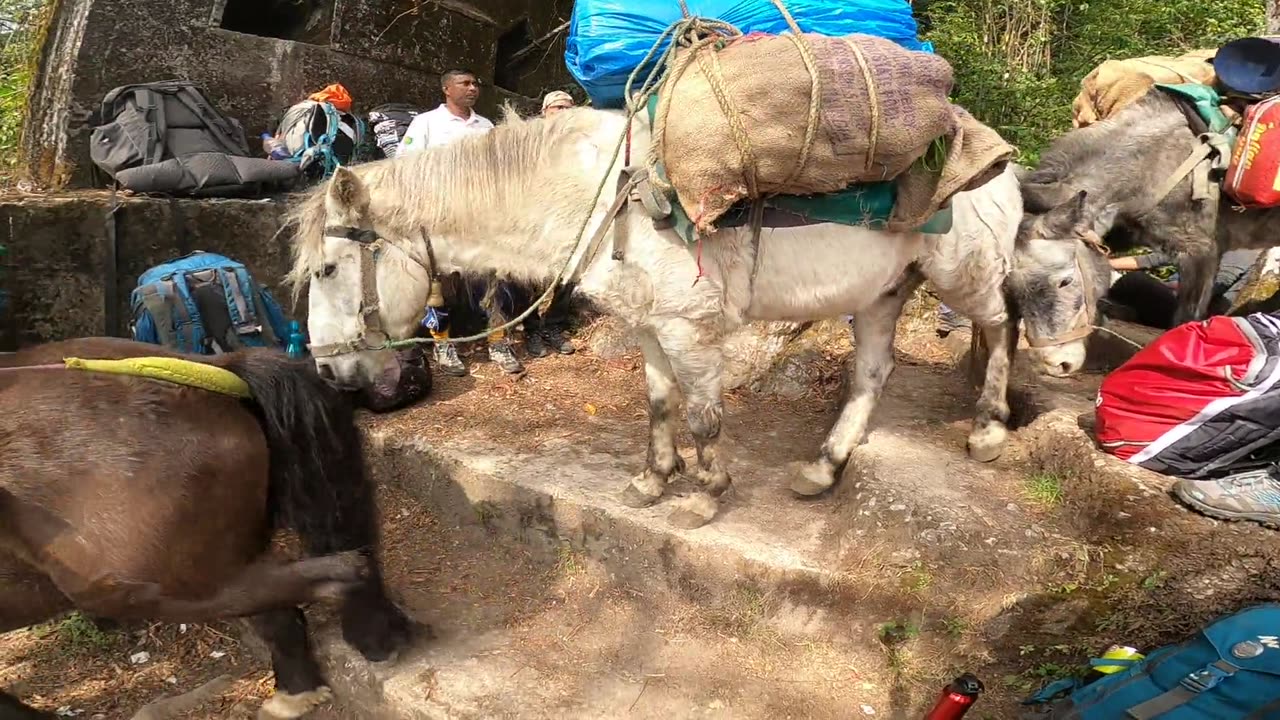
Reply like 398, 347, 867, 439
1268, 0, 1280, 35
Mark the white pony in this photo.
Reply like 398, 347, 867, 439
287, 107, 1023, 529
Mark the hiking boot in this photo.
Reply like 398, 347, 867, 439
433, 343, 468, 377
540, 328, 576, 355
525, 330, 550, 358
1173, 468, 1280, 529
489, 340, 525, 374
936, 305, 972, 338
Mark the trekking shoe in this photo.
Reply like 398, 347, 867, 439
541, 329, 576, 355
489, 340, 525, 374
433, 343, 468, 377
525, 330, 550, 358
936, 305, 972, 338
1173, 468, 1280, 529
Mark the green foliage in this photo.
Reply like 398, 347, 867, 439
0, 0, 51, 182
921, 0, 1266, 164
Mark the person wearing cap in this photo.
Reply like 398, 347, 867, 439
518, 91, 581, 357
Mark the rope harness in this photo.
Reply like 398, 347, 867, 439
1023, 230, 1111, 350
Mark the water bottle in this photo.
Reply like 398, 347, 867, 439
285, 321, 307, 359
261, 132, 289, 160
923, 674, 984, 719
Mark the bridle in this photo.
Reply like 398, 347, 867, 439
1023, 230, 1110, 350
308, 225, 435, 359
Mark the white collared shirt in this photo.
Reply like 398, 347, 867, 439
397, 104, 494, 156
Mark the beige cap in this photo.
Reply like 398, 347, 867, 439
541, 90, 575, 111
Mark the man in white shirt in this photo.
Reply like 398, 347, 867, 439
398, 69, 494, 156
397, 70, 524, 376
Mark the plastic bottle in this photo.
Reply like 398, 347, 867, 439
923, 674, 984, 719
285, 321, 307, 359
261, 132, 290, 160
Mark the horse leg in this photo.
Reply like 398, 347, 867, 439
791, 278, 919, 496
618, 329, 685, 509
967, 312, 1018, 462
652, 321, 730, 530
1173, 251, 1220, 326
248, 608, 332, 720
0, 691, 54, 719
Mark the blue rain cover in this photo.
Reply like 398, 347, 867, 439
566, 0, 931, 108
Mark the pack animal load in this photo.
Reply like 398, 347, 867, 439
1224, 95, 1280, 208
1070, 49, 1217, 128
651, 26, 1014, 233
90, 80, 299, 196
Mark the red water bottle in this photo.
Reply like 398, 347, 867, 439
923, 673, 984, 719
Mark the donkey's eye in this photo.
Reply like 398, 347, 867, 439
1058, 276, 1074, 289
321, 263, 337, 279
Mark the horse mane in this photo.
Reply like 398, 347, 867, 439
285, 108, 607, 302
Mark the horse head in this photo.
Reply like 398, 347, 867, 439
1008, 188, 1119, 377
296, 166, 435, 394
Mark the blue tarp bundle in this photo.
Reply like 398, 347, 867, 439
565, 0, 931, 109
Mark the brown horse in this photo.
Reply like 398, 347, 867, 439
0, 337, 414, 719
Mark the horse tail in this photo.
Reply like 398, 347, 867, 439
218, 350, 414, 660
217, 351, 378, 558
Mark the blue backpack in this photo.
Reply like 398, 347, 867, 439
130, 251, 290, 355
1025, 604, 1280, 719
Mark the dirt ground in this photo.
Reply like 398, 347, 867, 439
7, 301, 1280, 719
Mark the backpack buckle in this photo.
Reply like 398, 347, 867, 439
1179, 662, 1235, 693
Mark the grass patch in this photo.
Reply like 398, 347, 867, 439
1024, 472, 1066, 507
942, 617, 970, 638
555, 543, 585, 576
32, 612, 122, 655
0, 0, 54, 184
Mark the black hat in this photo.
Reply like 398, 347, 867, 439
1214, 36, 1280, 96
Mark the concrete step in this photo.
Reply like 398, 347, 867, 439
306, 351, 1280, 720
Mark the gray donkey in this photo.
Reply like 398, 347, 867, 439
1008, 89, 1280, 378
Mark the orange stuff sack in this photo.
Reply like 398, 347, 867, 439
1225, 96, 1280, 208
308, 83, 354, 112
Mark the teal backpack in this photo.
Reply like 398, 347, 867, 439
130, 251, 291, 355
1025, 604, 1280, 719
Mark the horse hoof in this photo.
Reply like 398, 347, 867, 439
618, 482, 662, 509
790, 463, 835, 497
258, 686, 333, 720
967, 424, 1008, 463
667, 495, 718, 529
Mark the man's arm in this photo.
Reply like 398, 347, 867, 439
398, 115, 430, 157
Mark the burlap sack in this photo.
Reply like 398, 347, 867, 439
890, 106, 1014, 231
1071, 49, 1217, 128
656, 32, 958, 232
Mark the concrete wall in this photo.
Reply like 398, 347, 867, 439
0, 192, 294, 349
22, 0, 577, 188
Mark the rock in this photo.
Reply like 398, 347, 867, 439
1230, 247, 1280, 316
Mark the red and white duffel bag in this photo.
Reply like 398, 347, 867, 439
1095, 313, 1280, 478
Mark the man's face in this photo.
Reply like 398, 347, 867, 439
444, 74, 480, 109
543, 102, 572, 117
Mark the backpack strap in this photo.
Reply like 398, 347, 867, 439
219, 268, 261, 337
1125, 659, 1239, 719
133, 88, 167, 167
188, 275, 236, 353
136, 280, 185, 350
169, 85, 251, 157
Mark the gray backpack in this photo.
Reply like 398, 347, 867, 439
89, 80, 299, 196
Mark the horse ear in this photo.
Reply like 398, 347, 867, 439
328, 167, 367, 211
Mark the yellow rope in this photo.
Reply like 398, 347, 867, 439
63, 357, 252, 398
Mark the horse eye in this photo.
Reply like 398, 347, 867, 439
1058, 276, 1074, 289
322, 263, 337, 278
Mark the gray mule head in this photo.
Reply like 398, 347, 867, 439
1008, 189, 1119, 377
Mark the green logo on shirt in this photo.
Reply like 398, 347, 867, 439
404, 137, 413, 145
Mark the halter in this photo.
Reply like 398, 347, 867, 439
1023, 230, 1110, 350
308, 225, 395, 359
